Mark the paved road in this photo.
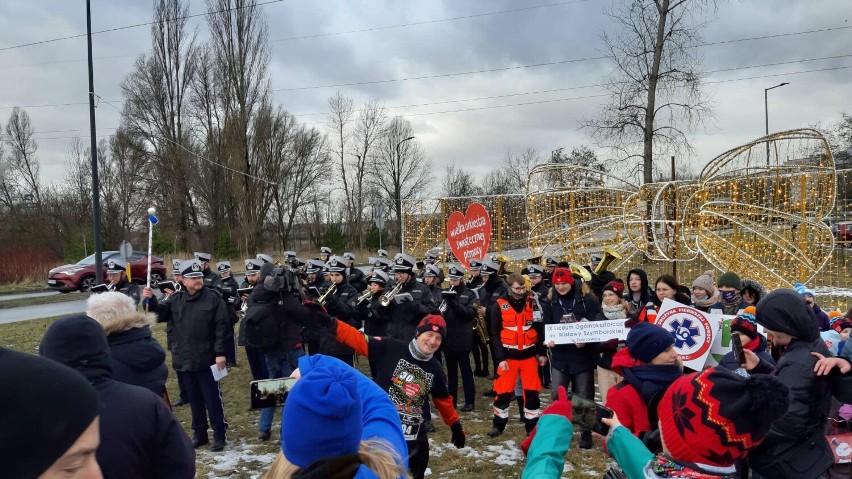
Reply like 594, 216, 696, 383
0, 290, 59, 302
0, 299, 87, 325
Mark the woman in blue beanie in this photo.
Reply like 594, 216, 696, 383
264, 354, 409, 479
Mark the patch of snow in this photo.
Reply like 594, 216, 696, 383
199, 440, 278, 478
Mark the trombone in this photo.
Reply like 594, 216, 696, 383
380, 282, 403, 307
317, 283, 337, 305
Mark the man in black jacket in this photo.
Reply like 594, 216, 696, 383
238, 259, 269, 382
248, 263, 310, 440
343, 251, 368, 292
478, 258, 508, 378
387, 253, 437, 341
217, 261, 240, 367
310, 255, 360, 366
142, 259, 231, 451
442, 264, 478, 411
195, 251, 223, 293
40, 315, 195, 477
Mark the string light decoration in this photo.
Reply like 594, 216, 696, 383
403, 129, 852, 310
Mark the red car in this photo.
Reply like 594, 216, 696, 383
47, 251, 167, 292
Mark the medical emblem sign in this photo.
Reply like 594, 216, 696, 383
655, 299, 722, 370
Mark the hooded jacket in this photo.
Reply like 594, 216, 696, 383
623, 268, 652, 312
747, 289, 833, 478
39, 315, 195, 479
98, 309, 167, 396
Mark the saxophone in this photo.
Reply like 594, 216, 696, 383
471, 285, 489, 344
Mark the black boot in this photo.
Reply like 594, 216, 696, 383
579, 430, 593, 449
192, 435, 209, 448
488, 416, 509, 438
524, 416, 539, 434
211, 435, 226, 452
516, 396, 525, 423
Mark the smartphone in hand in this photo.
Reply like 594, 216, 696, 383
250, 377, 298, 410
567, 392, 614, 436
731, 333, 746, 366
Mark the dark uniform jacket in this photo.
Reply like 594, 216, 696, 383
358, 292, 392, 337
441, 284, 477, 353
465, 274, 483, 290
39, 317, 195, 479
202, 269, 223, 293
150, 287, 230, 371
347, 267, 368, 293
542, 287, 602, 374
317, 281, 360, 356
478, 274, 508, 337
113, 278, 141, 304
237, 280, 255, 347
386, 276, 437, 341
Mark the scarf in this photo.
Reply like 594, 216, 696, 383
691, 289, 720, 309
718, 291, 742, 314
622, 363, 683, 404
601, 303, 627, 320
651, 455, 735, 479
409, 338, 432, 361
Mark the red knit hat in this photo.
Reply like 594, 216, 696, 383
658, 367, 790, 467
551, 267, 574, 285
602, 279, 625, 296
416, 314, 447, 339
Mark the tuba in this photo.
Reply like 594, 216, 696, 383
380, 282, 403, 307
570, 263, 592, 283
316, 284, 337, 305
593, 247, 622, 275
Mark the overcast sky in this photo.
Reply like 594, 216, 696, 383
0, 0, 850, 188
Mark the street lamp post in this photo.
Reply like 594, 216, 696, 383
395, 136, 415, 249
765, 82, 789, 165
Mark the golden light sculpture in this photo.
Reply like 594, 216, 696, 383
402, 128, 849, 308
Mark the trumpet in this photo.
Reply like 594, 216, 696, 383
356, 287, 372, 306
380, 282, 404, 307
317, 284, 337, 305
593, 247, 622, 275
570, 263, 592, 283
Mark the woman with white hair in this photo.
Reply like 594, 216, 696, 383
86, 291, 167, 396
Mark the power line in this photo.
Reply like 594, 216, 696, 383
92, 94, 279, 186
271, 1, 588, 42
0, 0, 288, 53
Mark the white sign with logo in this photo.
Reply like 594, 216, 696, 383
655, 299, 723, 370
544, 319, 628, 345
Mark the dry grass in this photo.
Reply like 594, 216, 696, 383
0, 316, 614, 478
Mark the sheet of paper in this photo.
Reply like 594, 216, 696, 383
210, 364, 228, 382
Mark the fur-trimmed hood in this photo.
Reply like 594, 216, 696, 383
98, 310, 158, 336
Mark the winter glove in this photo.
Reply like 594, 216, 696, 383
450, 421, 466, 448
521, 386, 573, 456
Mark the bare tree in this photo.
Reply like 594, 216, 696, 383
121, 0, 199, 249
370, 117, 431, 244
272, 125, 330, 247
480, 169, 512, 196
503, 146, 544, 192
4, 107, 41, 206
348, 99, 387, 249
583, 0, 715, 185
326, 92, 355, 239
442, 165, 481, 198
205, 0, 272, 251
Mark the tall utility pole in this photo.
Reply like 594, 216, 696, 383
87, 0, 104, 285
764, 82, 789, 166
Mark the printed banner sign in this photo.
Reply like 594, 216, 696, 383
447, 202, 492, 269
655, 299, 722, 370
544, 319, 628, 345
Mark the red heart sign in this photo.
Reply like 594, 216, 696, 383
447, 202, 492, 269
